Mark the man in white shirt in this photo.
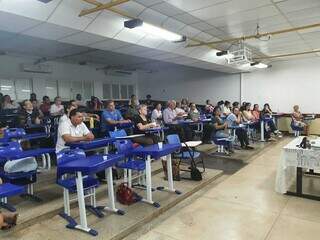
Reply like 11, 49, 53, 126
50, 96, 64, 116
56, 109, 94, 153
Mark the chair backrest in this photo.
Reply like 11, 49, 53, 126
56, 148, 86, 166
0, 141, 23, 155
109, 129, 127, 138
3, 128, 26, 140
166, 134, 181, 145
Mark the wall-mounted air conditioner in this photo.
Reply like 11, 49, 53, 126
21, 63, 52, 74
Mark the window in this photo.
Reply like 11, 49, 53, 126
83, 81, 93, 100
112, 84, 120, 99
128, 85, 134, 98
71, 80, 82, 100
103, 83, 111, 99
45, 80, 57, 100
15, 79, 32, 100
121, 85, 128, 99
58, 79, 71, 100
0, 79, 16, 100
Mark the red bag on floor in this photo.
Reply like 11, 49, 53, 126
116, 183, 141, 205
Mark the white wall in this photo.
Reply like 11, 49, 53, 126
242, 57, 320, 113
138, 65, 240, 105
0, 55, 138, 101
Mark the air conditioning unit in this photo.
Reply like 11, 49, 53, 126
227, 45, 253, 65
21, 63, 52, 74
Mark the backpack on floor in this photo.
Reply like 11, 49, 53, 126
116, 183, 142, 205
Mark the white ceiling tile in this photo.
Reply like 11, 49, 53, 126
132, 49, 165, 58
85, 11, 125, 38
139, 8, 168, 26
190, 21, 215, 31
286, 7, 320, 21
59, 31, 107, 46
204, 27, 226, 37
276, 0, 320, 13
113, 44, 150, 55
156, 41, 184, 52
189, 0, 271, 20
194, 32, 215, 42
0, 30, 15, 42
162, 18, 186, 32
47, 0, 96, 30
166, 0, 230, 12
150, 2, 184, 17
179, 26, 202, 38
136, 35, 164, 48
113, 28, 146, 44
0, 0, 60, 21
23, 22, 79, 41
149, 52, 179, 60
173, 13, 200, 24
171, 45, 196, 55
113, 1, 146, 18
89, 39, 130, 50
0, 11, 41, 33
290, 16, 320, 32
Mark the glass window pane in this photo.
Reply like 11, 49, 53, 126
112, 84, 120, 99
128, 85, 134, 97
58, 79, 71, 100
45, 80, 57, 100
121, 85, 128, 99
103, 84, 111, 99
0, 79, 15, 100
83, 81, 93, 100
71, 81, 82, 99
15, 79, 31, 101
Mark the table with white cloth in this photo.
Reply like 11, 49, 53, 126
275, 136, 320, 200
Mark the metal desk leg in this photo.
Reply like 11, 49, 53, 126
104, 144, 109, 154
100, 167, 125, 215
73, 171, 98, 236
157, 154, 182, 195
141, 155, 160, 208
260, 120, 265, 142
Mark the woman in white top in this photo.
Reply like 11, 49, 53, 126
59, 101, 77, 124
151, 103, 162, 123
50, 96, 64, 116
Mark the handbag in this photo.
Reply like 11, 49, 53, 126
162, 158, 181, 181
116, 183, 142, 205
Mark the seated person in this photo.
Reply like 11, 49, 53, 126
242, 103, 255, 122
226, 107, 254, 150
128, 94, 140, 106
18, 100, 42, 131
56, 109, 94, 153
252, 104, 260, 121
2, 95, 19, 109
151, 103, 163, 124
88, 96, 102, 111
163, 100, 192, 142
189, 102, 214, 143
39, 96, 51, 117
132, 104, 160, 146
232, 101, 240, 109
223, 101, 231, 116
0, 178, 18, 230
205, 99, 214, 113
175, 102, 186, 115
212, 107, 234, 153
145, 94, 153, 108
75, 93, 86, 107
50, 96, 64, 116
181, 98, 190, 112
261, 103, 282, 137
217, 100, 224, 112
100, 100, 131, 136
126, 100, 139, 120
292, 105, 309, 135
59, 101, 77, 124
30, 93, 40, 111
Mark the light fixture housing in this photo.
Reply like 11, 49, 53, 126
250, 62, 269, 69
124, 19, 186, 42
216, 50, 234, 59
37, 0, 53, 3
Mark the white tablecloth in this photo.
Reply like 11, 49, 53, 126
275, 137, 320, 194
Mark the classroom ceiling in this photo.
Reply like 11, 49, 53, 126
0, 0, 319, 73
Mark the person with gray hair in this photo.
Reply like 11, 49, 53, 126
132, 104, 160, 146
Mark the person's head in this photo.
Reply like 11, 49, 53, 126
181, 98, 188, 105
189, 102, 197, 111
106, 100, 115, 111
213, 106, 221, 116
42, 96, 50, 104
245, 102, 251, 111
233, 107, 240, 116
232, 101, 239, 108
155, 103, 162, 110
224, 101, 230, 108
253, 104, 259, 111
69, 109, 84, 126
264, 103, 270, 110
218, 100, 224, 106
176, 102, 181, 108
167, 100, 176, 110
146, 94, 151, 100
54, 96, 62, 105
69, 100, 78, 108
293, 105, 299, 112
138, 104, 148, 116
22, 100, 33, 112
30, 93, 37, 101
76, 94, 82, 101
65, 101, 77, 115
3, 95, 11, 103
206, 99, 211, 105
242, 101, 247, 107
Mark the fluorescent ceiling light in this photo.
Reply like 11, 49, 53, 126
124, 19, 185, 42
251, 62, 268, 69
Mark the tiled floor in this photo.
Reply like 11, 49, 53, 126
136, 137, 320, 240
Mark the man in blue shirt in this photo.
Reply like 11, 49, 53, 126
100, 100, 131, 135
226, 107, 254, 150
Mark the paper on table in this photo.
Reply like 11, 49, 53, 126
182, 141, 202, 147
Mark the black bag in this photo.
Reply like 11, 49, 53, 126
190, 165, 202, 181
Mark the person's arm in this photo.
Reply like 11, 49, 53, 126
235, 114, 241, 124
62, 124, 94, 143
137, 122, 155, 131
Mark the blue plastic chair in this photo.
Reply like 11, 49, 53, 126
56, 149, 102, 224
166, 134, 205, 173
291, 120, 304, 137
109, 130, 145, 188
212, 137, 232, 154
